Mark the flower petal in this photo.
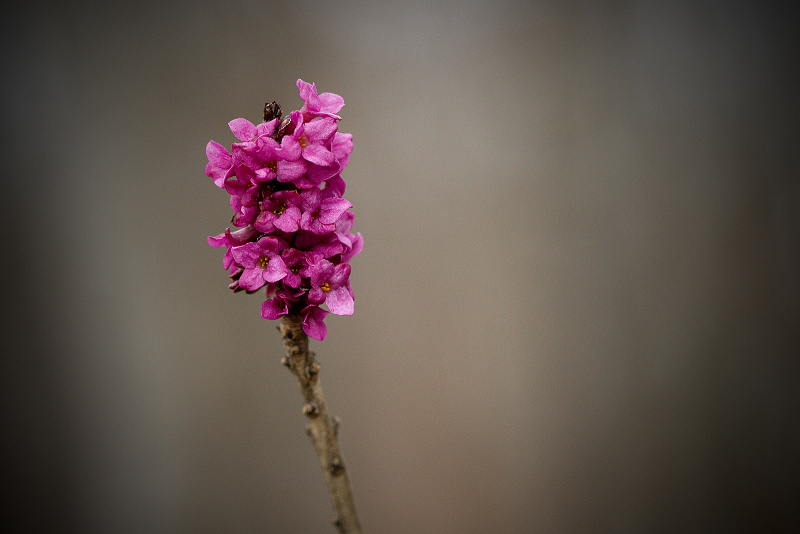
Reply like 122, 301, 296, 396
261, 296, 289, 320
263, 256, 290, 283
276, 159, 307, 183
325, 286, 354, 316
318, 198, 352, 225
317, 92, 345, 115
274, 206, 301, 233
207, 232, 228, 248
330, 263, 351, 287
228, 118, 257, 142
302, 144, 335, 167
305, 163, 340, 184
296, 79, 318, 107
277, 135, 302, 160
302, 305, 329, 340
239, 267, 266, 292
231, 242, 260, 268
205, 140, 233, 187
342, 232, 364, 262
303, 117, 337, 143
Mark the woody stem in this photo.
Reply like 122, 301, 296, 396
278, 314, 362, 533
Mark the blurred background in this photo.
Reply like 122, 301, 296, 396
2, 0, 798, 532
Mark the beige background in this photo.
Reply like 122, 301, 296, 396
2, 1, 798, 532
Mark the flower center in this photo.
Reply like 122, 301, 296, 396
298, 135, 308, 148
258, 256, 270, 269
272, 202, 287, 217
320, 281, 331, 292
290, 263, 302, 275
263, 161, 277, 173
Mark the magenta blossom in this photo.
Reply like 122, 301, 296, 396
280, 111, 339, 172
254, 190, 303, 234
229, 117, 276, 143
207, 225, 260, 270
307, 259, 353, 316
331, 132, 353, 173
206, 80, 362, 340
279, 247, 306, 288
297, 78, 345, 121
261, 293, 290, 321
300, 231, 345, 259
205, 141, 233, 187
299, 187, 352, 235
301, 304, 329, 340
230, 236, 290, 292
228, 183, 262, 228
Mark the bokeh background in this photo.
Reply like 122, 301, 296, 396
2, 1, 798, 532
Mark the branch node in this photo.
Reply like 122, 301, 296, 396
302, 402, 319, 417
330, 456, 345, 476
308, 361, 321, 376
333, 415, 342, 436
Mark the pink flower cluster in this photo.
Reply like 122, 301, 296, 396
206, 80, 362, 340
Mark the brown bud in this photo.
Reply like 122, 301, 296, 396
263, 101, 282, 122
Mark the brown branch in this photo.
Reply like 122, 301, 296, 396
279, 314, 363, 533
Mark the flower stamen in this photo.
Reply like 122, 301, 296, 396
258, 256, 270, 269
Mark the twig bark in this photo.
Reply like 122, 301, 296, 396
279, 314, 362, 533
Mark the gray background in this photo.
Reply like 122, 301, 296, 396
2, 1, 798, 532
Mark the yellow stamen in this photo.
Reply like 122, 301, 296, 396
258, 256, 270, 269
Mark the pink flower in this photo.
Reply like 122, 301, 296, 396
261, 294, 290, 320
291, 231, 345, 263
299, 187, 352, 235
301, 304, 329, 340
227, 180, 262, 228
205, 141, 233, 187
334, 211, 364, 263
231, 236, 290, 292
279, 248, 306, 288
261, 284, 304, 319
332, 132, 353, 172
279, 112, 340, 186
205, 80, 361, 339
254, 190, 303, 234
207, 225, 259, 270
297, 79, 344, 121
229, 117, 278, 143
269, 112, 341, 189
307, 259, 354, 316
230, 119, 279, 183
